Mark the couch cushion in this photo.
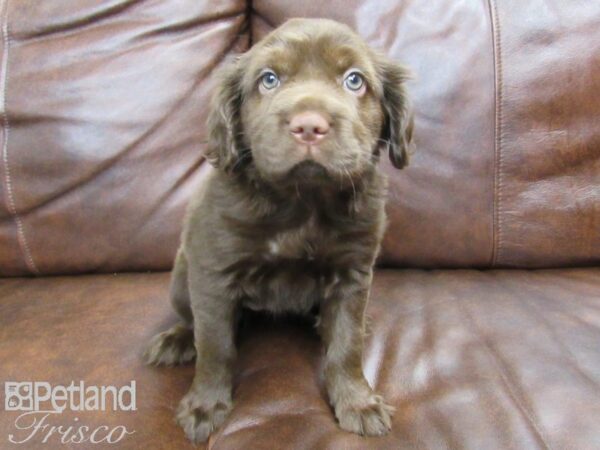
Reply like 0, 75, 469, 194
1, 268, 599, 448
252, 0, 498, 270
252, 0, 600, 269
0, 0, 247, 276
0, 272, 200, 449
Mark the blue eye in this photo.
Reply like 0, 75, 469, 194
261, 71, 280, 90
344, 71, 364, 91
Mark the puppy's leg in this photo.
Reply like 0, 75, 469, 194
320, 269, 393, 437
145, 249, 196, 366
170, 248, 193, 323
176, 273, 237, 444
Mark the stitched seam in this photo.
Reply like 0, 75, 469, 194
1, 0, 39, 275
487, 0, 504, 267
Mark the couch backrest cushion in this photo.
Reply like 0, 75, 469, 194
0, 0, 598, 275
252, 0, 600, 269
0, 0, 247, 275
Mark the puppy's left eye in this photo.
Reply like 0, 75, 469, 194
260, 71, 280, 90
343, 71, 364, 92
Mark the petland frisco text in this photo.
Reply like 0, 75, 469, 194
4, 380, 136, 445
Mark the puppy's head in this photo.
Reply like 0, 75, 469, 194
205, 18, 414, 188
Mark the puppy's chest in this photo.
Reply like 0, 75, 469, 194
263, 216, 325, 261
236, 216, 340, 313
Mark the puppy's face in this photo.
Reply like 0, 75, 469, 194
206, 19, 413, 188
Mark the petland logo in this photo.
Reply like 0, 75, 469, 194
4, 381, 136, 445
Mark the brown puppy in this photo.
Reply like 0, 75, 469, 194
145, 18, 414, 444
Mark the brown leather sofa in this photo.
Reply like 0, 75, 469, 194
1, 1, 599, 449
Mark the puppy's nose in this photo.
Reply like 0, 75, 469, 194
289, 111, 330, 144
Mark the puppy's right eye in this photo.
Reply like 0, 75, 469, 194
260, 71, 280, 91
343, 70, 365, 94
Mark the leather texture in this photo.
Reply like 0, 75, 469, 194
0, 0, 246, 276
1, 0, 598, 275
1, 269, 599, 449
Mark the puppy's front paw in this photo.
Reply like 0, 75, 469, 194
144, 324, 195, 366
335, 391, 394, 437
176, 390, 232, 444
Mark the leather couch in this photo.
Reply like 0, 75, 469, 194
1, 1, 598, 449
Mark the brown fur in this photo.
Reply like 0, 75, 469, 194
144, 18, 414, 444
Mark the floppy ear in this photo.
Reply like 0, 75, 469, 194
378, 58, 415, 169
204, 56, 246, 173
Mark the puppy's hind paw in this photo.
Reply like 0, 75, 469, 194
144, 323, 195, 366
337, 393, 394, 437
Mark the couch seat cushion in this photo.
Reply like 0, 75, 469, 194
1, 268, 599, 449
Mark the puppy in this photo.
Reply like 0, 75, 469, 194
145, 18, 414, 444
